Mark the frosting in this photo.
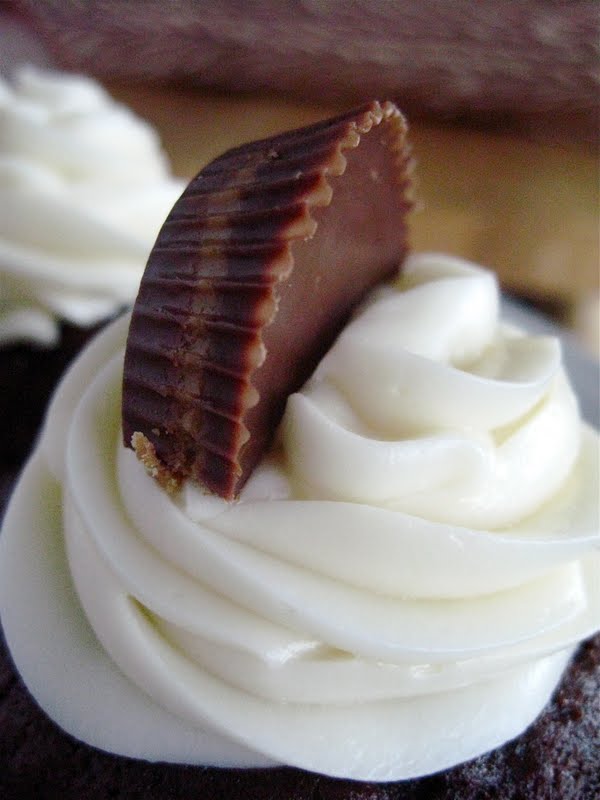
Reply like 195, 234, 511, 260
0, 65, 184, 345
0, 254, 598, 781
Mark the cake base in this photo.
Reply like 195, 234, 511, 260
0, 322, 104, 470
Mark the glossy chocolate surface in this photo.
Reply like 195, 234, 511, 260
122, 101, 412, 498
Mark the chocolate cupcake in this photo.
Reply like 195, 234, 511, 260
0, 103, 598, 797
0, 64, 183, 468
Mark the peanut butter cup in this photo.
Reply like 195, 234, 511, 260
122, 101, 413, 498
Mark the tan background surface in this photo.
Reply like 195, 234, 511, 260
108, 84, 600, 357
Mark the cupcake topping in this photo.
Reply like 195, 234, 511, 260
122, 101, 413, 499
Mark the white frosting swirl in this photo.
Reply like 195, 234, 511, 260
0, 65, 183, 345
0, 254, 598, 781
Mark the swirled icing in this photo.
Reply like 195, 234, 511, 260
1, 254, 598, 781
0, 65, 183, 345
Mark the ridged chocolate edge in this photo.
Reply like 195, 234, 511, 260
122, 101, 413, 499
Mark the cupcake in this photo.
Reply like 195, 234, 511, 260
0, 64, 184, 467
1, 102, 599, 798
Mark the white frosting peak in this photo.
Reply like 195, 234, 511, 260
0, 254, 598, 781
285, 256, 581, 529
0, 65, 184, 345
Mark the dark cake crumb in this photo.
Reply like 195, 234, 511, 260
0, 321, 106, 471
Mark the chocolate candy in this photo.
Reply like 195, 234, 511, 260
122, 101, 413, 498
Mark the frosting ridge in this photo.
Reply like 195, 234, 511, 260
0, 254, 598, 781
0, 65, 184, 345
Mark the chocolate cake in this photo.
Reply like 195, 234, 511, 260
12, 0, 599, 142
0, 64, 183, 472
0, 322, 104, 471
1, 101, 598, 799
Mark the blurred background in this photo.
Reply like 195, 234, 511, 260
1, 0, 598, 357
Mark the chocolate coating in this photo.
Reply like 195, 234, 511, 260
122, 101, 413, 498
